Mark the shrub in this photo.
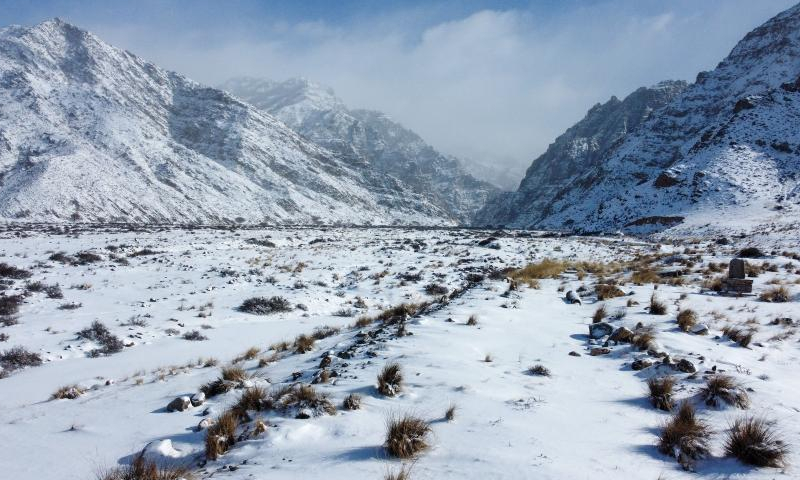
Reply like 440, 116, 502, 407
466, 314, 478, 326
702, 375, 750, 409
377, 362, 403, 396
647, 376, 675, 411
182, 330, 207, 341
238, 296, 292, 315
738, 247, 764, 258
59, 302, 83, 310
343, 393, 362, 410
235, 386, 269, 413
385, 414, 431, 458
0, 294, 24, 316
0, 346, 43, 372
676, 309, 698, 332
96, 453, 192, 480
722, 326, 754, 348
205, 410, 239, 460
272, 383, 336, 417
0, 263, 32, 279
527, 364, 551, 377
311, 325, 340, 340
44, 284, 63, 299
759, 286, 790, 303
79, 321, 123, 356
424, 283, 448, 295
592, 304, 607, 323
658, 402, 711, 470
74, 252, 102, 265
51, 385, 85, 400
724, 417, 787, 467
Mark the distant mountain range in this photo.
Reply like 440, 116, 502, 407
0, 19, 487, 225
478, 3, 800, 236
219, 77, 497, 223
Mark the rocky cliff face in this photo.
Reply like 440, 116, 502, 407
474, 80, 687, 226
220, 77, 497, 223
0, 20, 450, 225
477, 3, 800, 237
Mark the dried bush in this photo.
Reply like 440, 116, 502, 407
424, 283, 448, 296
702, 375, 750, 409
205, 410, 239, 460
466, 314, 478, 326
293, 334, 315, 353
0, 263, 32, 279
676, 309, 698, 332
0, 294, 24, 316
385, 414, 431, 458
96, 453, 192, 480
759, 286, 790, 303
648, 376, 676, 411
722, 326, 754, 348
311, 325, 340, 340
738, 247, 764, 258
527, 364, 551, 377
377, 362, 403, 397
632, 325, 657, 351
592, 304, 607, 323
51, 384, 85, 400
238, 296, 292, 315
384, 464, 413, 480
658, 402, 712, 470
724, 417, 787, 467
632, 269, 660, 285
596, 284, 625, 300
235, 386, 269, 413
649, 294, 667, 315
272, 383, 336, 417
182, 330, 207, 341
509, 259, 567, 286
0, 346, 43, 372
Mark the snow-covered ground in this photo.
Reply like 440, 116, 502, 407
0, 226, 798, 479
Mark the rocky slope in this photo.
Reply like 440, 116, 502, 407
478, 3, 800, 237
220, 77, 497, 223
474, 80, 688, 226
0, 19, 451, 225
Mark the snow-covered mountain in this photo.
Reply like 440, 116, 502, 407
219, 77, 498, 223
478, 3, 800, 237
0, 19, 453, 225
475, 80, 688, 226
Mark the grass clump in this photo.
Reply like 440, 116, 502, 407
631, 269, 660, 285
649, 294, 667, 315
377, 362, 403, 397
658, 401, 712, 471
702, 375, 750, 409
722, 326, 755, 348
759, 286, 790, 303
592, 304, 607, 323
509, 259, 567, 286
676, 309, 698, 332
205, 410, 239, 460
724, 417, 787, 467
293, 334, 315, 353
96, 453, 192, 480
527, 364, 551, 377
596, 284, 625, 300
51, 384, 85, 400
385, 414, 431, 458
272, 383, 336, 417
466, 314, 478, 326
647, 376, 676, 411
343, 393, 362, 410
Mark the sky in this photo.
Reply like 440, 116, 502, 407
0, 0, 796, 184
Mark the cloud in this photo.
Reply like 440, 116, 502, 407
61, 0, 798, 182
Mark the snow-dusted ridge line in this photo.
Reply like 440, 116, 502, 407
0, 18, 457, 226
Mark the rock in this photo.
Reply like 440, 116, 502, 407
568, 351, 581, 357
609, 326, 634, 343
142, 439, 184, 461
590, 347, 611, 356
676, 359, 696, 373
190, 392, 205, 407
690, 323, 709, 335
295, 408, 312, 419
565, 290, 582, 304
631, 359, 653, 370
589, 322, 614, 339
166, 396, 191, 412
319, 356, 332, 368
197, 417, 214, 431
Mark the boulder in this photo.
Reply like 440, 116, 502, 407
676, 359, 696, 373
590, 347, 611, 356
190, 392, 205, 407
166, 396, 191, 412
589, 322, 614, 339
631, 359, 653, 370
565, 290, 582, 304
609, 326, 634, 343
690, 323, 709, 335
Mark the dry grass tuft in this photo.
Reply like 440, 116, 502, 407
592, 304, 608, 323
724, 417, 788, 467
596, 284, 625, 300
51, 384, 85, 400
759, 286, 790, 303
385, 414, 431, 458
648, 376, 676, 411
722, 326, 755, 348
343, 393, 362, 410
378, 362, 403, 397
205, 410, 239, 460
702, 375, 750, 409
649, 294, 667, 315
445, 403, 457, 421
293, 334, 315, 353
466, 314, 478, 326
235, 386, 269, 413
96, 453, 192, 480
657, 401, 712, 470
527, 364, 551, 377
384, 464, 413, 480
676, 309, 698, 332
632, 325, 658, 351
509, 259, 567, 286
632, 269, 661, 285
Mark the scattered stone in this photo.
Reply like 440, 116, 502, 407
609, 326, 634, 343
690, 323, 709, 335
565, 290, 582, 305
590, 347, 611, 356
631, 359, 653, 370
191, 392, 205, 407
568, 351, 581, 357
589, 322, 614, 339
676, 359, 696, 373
166, 396, 191, 412
197, 417, 214, 431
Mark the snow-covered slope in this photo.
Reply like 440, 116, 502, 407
475, 80, 687, 226
0, 19, 452, 225
479, 4, 800, 237
220, 77, 498, 223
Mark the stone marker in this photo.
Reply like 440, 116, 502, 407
729, 258, 746, 279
